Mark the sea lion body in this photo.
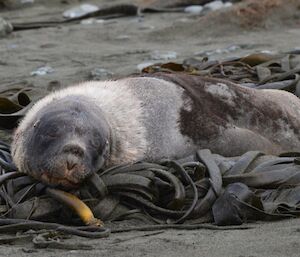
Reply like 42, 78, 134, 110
11, 74, 300, 187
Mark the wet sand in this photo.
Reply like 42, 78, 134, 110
0, 0, 300, 255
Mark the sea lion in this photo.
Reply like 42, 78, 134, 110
11, 73, 300, 188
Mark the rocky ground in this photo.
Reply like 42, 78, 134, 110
0, 0, 300, 256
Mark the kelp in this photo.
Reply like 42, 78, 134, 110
142, 52, 300, 95
0, 85, 47, 129
10, 4, 184, 31
0, 141, 299, 237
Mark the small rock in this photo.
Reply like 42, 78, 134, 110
184, 5, 203, 15
90, 68, 114, 80
137, 62, 155, 71
204, 1, 223, 11
63, 4, 99, 19
31, 66, 54, 76
203, 0, 231, 12
0, 17, 13, 38
150, 50, 177, 60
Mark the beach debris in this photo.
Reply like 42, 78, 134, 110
184, 5, 203, 15
0, 17, 13, 38
46, 188, 104, 226
30, 66, 54, 76
0, 143, 300, 230
203, 0, 232, 12
89, 68, 114, 80
0, 85, 47, 129
63, 4, 100, 19
150, 50, 177, 60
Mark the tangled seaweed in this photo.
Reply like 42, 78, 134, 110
0, 143, 299, 235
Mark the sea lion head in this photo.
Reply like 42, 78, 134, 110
12, 95, 111, 188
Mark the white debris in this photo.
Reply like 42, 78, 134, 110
203, 0, 232, 12
63, 4, 99, 19
184, 5, 203, 15
137, 62, 155, 71
260, 50, 276, 54
0, 17, 13, 38
224, 2, 233, 8
31, 66, 54, 76
150, 50, 177, 60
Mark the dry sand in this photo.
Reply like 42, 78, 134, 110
0, 0, 300, 256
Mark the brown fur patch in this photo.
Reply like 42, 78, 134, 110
142, 73, 300, 147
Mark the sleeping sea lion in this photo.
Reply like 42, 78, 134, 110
11, 73, 300, 188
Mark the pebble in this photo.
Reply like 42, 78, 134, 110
30, 66, 54, 76
150, 50, 177, 60
184, 5, 203, 15
203, 1, 232, 12
90, 68, 114, 80
0, 17, 13, 38
63, 4, 99, 19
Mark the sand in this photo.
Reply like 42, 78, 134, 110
0, 0, 299, 255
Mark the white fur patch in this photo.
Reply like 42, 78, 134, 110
204, 82, 237, 106
12, 79, 148, 169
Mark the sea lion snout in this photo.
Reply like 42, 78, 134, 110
37, 151, 92, 188
62, 143, 85, 158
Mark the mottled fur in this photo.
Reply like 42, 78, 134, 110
11, 74, 300, 185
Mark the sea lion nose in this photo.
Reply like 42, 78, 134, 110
66, 159, 77, 171
62, 144, 84, 157
64, 157, 86, 183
